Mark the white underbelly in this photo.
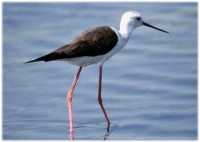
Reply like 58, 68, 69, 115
63, 42, 126, 66
63, 46, 123, 66
64, 55, 105, 66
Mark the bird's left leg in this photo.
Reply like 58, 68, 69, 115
67, 66, 82, 137
98, 65, 111, 133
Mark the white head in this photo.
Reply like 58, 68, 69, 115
119, 11, 168, 38
120, 11, 143, 29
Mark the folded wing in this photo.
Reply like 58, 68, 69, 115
25, 26, 118, 63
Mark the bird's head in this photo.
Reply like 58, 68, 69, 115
120, 11, 169, 34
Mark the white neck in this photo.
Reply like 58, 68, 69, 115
119, 19, 135, 39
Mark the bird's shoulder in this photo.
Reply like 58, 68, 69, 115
72, 26, 118, 44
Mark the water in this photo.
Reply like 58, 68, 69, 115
3, 2, 197, 140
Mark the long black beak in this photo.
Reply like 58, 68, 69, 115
143, 22, 169, 34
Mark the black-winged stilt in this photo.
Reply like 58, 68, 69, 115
26, 11, 169, 138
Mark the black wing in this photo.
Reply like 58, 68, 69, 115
26, 26, 118, 63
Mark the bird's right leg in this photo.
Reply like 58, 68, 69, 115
98, 65, 111, 133
66, 66, 82, 138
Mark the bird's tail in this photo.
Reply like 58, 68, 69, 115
25, 56, 45, 64
25, 52, 59, 64
25, 53, 53, 63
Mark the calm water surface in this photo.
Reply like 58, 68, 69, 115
3, 3, 197, 140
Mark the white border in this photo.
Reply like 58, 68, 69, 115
1, 1, 199, 142
1, 0, 199, 2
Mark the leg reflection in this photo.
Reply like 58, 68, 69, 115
104, 125, 111, 140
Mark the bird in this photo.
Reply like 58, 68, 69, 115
26, 11, 169, 137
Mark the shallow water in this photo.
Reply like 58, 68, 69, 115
3, 2, 197, 140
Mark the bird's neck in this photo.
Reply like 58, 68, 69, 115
119, 20, 135, 39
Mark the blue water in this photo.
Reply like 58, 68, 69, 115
3, 2, 197, 140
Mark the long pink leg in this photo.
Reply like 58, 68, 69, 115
67, 66, 82, 139
98, 65, 111, 132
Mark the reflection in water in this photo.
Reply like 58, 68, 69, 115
104, 129, 111, 140
68, 130, 75, 140
67, 122, 112, 140
104, 123, 111, 140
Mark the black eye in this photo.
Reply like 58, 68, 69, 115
136, 17, 141, 21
